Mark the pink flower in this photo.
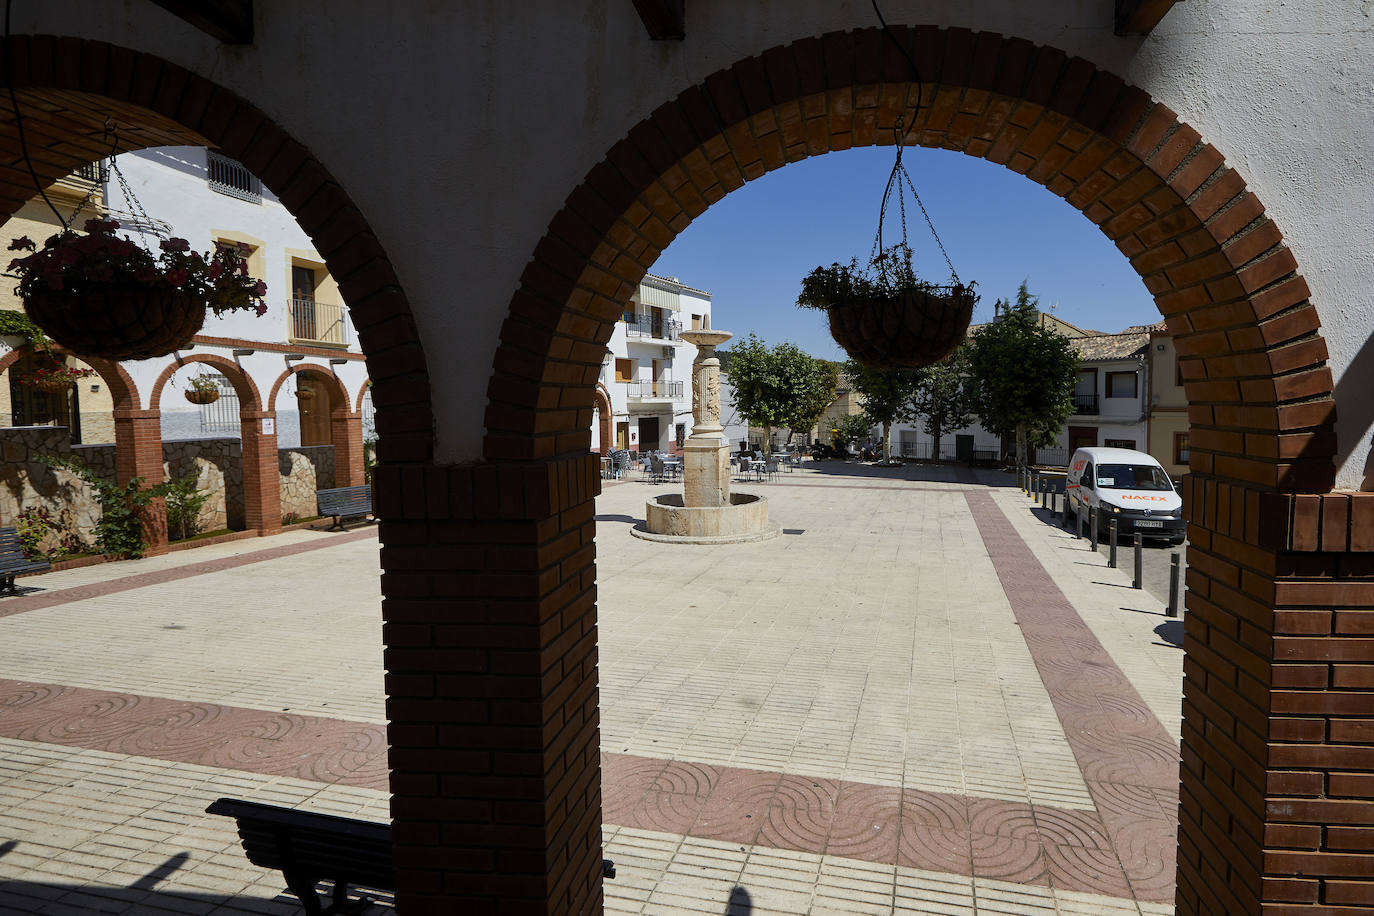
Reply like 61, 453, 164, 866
160, 237, 191, 253
109, 239, 136, 257
58, 246, 81, 265
255, 303, 268, 317
136, 266, 158, 283
208, 261, 223, 279
238, 260, 248, 276
166, 268, 189, 286
253, 280, 267, 296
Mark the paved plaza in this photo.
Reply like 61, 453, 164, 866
0, 463, 1183, 914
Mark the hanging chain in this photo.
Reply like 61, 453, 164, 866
872, 121, 961, 285
111, 156, 165, 248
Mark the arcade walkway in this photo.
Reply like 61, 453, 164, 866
0, 464, 1181, 914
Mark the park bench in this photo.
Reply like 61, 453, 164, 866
0, 526, 50, 593
316, 485, 372, 531
207, 797, 615, 914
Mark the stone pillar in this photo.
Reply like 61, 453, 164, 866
332, 411, 366, 487
376, 455, 605, 915
239, 409, 282, 535
680, 329, 733, 508
112, 407, 167, 556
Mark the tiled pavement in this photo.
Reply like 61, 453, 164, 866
0, 463, 1183, 914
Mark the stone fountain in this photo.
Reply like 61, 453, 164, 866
632, 328, 780, 543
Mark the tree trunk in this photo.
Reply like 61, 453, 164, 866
882, 421, 892, 463
931, 423, 943, 463
1015, 422, 1028, 468
761, 425, 772, 454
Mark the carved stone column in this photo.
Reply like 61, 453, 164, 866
680, 329, 732, 508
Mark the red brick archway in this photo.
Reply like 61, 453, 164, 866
268, 365, 365, 487
594, 383, 613, 455
367, 27, 1363, 916
149, 355, 280, 535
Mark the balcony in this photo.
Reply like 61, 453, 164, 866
1072, 393, 1099, 415
207, 150, 262, 203
625, 317, 682, 342
288, 298, 350, 346
53, 160, 108, 196
625, 380, 683, 401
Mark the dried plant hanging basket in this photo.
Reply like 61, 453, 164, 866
295, 382, 316, 401
26, 286, 206, 361
827, 283, 977, 369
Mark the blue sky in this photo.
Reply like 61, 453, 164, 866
652, 146, 1161, 361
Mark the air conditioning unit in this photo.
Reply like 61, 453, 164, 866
661, 347, 674, 359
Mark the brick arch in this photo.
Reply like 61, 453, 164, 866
267, 364, 351, 416
485, 26, 1334, 496
149, 354, 262, 412
450, 26, 1358, 916
593, 382, 612, 455
1, 35, 432, 466
354, 379, 371, 414
0, 345, 141, 412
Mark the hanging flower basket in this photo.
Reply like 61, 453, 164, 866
26, 286, 206, 361
825, 283, 977, 369
7, 219, 268, 362
295, 383, 316, 401
798, 246, 978, 370
20, 362, 97, 394
184, 387, 220, 405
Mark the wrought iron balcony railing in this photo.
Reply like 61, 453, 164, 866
625, 318, 682, 341
288, 298, 350, 346
1072, 393, 1099, 415
624, 380, 683, 400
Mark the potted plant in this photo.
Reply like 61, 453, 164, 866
21, 358, 97, 393
797, 244, 977, 369
0, 309, 50, 353
6, 218, 268, 361
296, 378, 316, 401
184, 374, 221, 405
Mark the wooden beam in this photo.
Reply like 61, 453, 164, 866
149, 0, 254, 45
631, 0, 685, 40
1115, 0, 1180, 36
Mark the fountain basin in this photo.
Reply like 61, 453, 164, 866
632, 492, 780, 544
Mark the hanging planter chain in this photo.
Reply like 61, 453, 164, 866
872, 120, 961, 285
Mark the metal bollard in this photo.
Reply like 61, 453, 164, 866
1109, 519, 1119, 568
1167, 553, 1181, 617
1061, 492, 1068, 527
1133, 533, 1143, 589
1076, 501, 1084, 538
1039, 480, 1046, 507
1090, 504, 1098, 546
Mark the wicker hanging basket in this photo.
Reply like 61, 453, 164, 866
184, 387, 220, 405
24, 285, 206, 361
295, 384, 316, 401
826, 285, 977, 369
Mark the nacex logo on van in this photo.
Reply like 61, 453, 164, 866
1119, 494, 1169, 501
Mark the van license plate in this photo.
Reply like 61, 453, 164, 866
1135, 520, 1163, 528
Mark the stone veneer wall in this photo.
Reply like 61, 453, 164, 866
279, 445, 334, 521
0, 426, 99, 549
162, 438, 244, 533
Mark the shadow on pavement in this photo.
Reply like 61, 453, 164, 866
725, 885, 753, 915
1155, 620, 1184, 648
595, 514, 643, 525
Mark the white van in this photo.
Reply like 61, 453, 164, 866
1065, 446, 1185, 544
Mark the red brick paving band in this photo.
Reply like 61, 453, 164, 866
0, 675, 1166, 903
0, 527, 378, 621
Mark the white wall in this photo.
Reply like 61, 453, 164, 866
24, 1, 1374, 485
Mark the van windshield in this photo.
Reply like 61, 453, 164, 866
1096, 464, 1174, 491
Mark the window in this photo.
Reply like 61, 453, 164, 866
1081, 463, 1094, 490
1106, 371, 1138, 398
1175, 358, 1184, 388
622, 307, 635, 324
1174, 432, 1190, 464
206, 150, 261, 203
691, 313, 702, 330
1104, 438, 1136, 450
1074, 369, 1096, 395
1097, 463, 1174, 491
614, 359, 633, 383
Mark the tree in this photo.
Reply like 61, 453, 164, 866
725, 334, 834, 450
964, 282, 1079, 465
830, 412, 874, 453
912, 346, 975, 461
790, 359, 840, 442
843, 360, 925, 463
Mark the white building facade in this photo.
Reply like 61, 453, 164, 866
593, 274, 710, 455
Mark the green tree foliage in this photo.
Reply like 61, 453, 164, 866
843, 360, 925, 462
965, 282, 1078, 463
790, 359, 840, 442
830, 412, 875, 452
912, 346, 975, 461
163, 472, 211, 541
725, 334, 834, 448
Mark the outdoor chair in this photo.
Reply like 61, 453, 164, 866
765, 457, 781, 481
649, 455, 666, 484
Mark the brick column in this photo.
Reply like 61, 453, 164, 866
240, 410, 282, 536
375, 455, 604, 915
1177, 481, 1374, 914
112, 407, 167, 556
332, 411, 366, 487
